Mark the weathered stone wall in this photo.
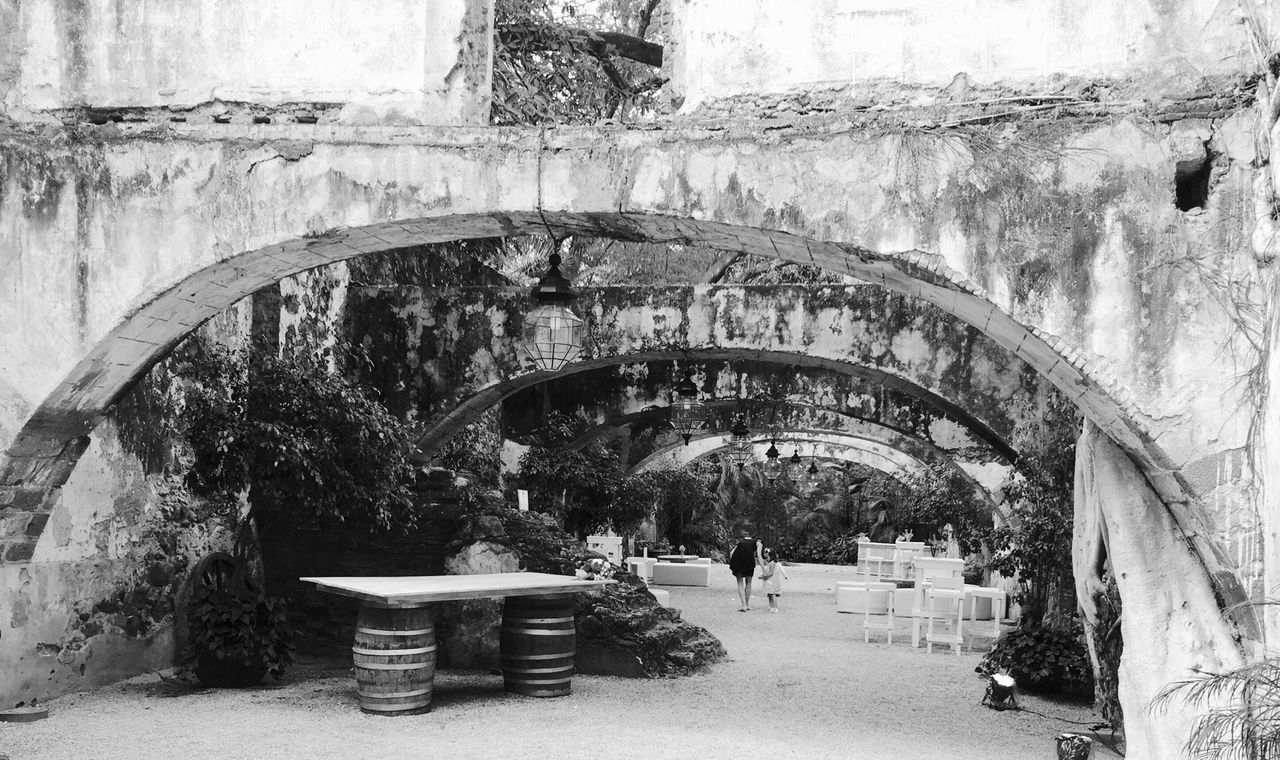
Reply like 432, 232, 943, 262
341, 284, 1045, 460
0, 4, 497, 705
665, 0, 1268, 111
0, 0, 494, 125
0, 117, 1258, 498
0, 313, 246, 708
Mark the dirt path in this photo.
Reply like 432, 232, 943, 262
0, 563, 1112, 759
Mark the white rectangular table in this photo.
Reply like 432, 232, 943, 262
302, 572, 612, 714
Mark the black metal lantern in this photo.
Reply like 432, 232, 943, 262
803, 458, 822, 491
725, 418, 753, 469
761, 441, 783, 481
669, 370, 706, 445
785, 448, 804, 481
522, 253, 584, 371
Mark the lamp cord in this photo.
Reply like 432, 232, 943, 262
990, 704, 1125, 757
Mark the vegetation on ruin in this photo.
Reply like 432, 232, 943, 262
181, 339, 421, 538
491, 0, 664, 125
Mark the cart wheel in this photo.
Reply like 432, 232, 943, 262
191, 552, 256, 594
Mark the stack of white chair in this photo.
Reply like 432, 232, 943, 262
856, 542, 897, 578
910, 557, 965, 647
892, 541, 928, 578
851, 581, 897, 643
923, 575, 966, 654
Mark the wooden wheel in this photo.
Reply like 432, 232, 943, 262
191, 551, 256, 594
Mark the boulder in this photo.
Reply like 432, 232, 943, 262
442, 508, 726, 676
574, 576, 726, 678
436, 539, 520, 669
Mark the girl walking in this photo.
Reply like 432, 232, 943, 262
759, 548, 789, 613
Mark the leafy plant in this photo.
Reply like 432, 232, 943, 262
986, 391, 1082, 628
511, 412, 624, 537
182, 552, 295, 686
978, 625, 1094, 697
181, 339, 420, 535
185, 583, 295, 683
896, 461, 993, 553
1153, 658, 1280, 759
491, 0, 663, 125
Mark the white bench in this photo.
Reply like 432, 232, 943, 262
651, 562, 711, 587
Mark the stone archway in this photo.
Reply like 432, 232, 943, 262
0, 121, 1259, 752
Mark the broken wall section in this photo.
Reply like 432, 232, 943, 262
0, 0, 494, 125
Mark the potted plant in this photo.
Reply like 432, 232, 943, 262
184, 551, 295, 688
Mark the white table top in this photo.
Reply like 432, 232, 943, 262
301, 572, 613, 607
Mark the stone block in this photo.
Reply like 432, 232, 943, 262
4, 541, 36, 562
24, 512, 50, 537
0, 487, 52, 512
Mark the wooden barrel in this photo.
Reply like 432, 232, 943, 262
500, 595, 576, 697
352, 605, 436, 715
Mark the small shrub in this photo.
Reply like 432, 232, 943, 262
978, 625, 1094, 697
185, 583, 295, 684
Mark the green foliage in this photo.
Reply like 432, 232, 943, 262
513, 412, 623, 537
978, 625, 1094, 697
1154, 658, 1280, 759
987, 391, 1082, 627
896, 461, 993, 553
649, 464, 724, 556
184, 583, 295, 681
181, 340, 420, 534
492, 0, 660, 125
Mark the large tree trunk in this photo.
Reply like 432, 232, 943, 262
1074, 422, 1253, 759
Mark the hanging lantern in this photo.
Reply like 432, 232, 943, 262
669, 370, 707, 445
761, 441, 783, 482
785, 448, 804, 481
522, 253, 583, 372
803, 458, 822, 491
725, 418, 753, 469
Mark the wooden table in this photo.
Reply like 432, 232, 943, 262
302, 572, 612, 715
656, 554, 700, 563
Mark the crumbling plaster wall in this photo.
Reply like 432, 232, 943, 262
0, 305, 248, 707
341, 284, 1046, 456
0, 0, 494, 125
665, 0, 1269, 110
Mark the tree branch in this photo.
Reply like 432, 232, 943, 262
498, 23, 664, 67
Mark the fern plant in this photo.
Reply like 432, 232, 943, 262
1153, 660, 1280, 759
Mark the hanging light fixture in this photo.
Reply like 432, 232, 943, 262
669, 370, 707, 445
521, 252, 583, 372
785, 448, 804, 481
725, 417, 753, 469
761, 440, 783, 482
803, 457, 822, 491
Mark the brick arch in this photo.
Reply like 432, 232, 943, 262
0, 212, 1190, 565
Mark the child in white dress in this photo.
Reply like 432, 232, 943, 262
759, 548, 789, 613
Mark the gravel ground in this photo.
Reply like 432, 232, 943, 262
1, 563, 1115, 759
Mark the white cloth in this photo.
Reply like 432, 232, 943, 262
759, 560, 788, 594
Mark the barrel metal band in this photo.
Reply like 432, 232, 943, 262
358, 688, 433, 700
504, 616, 574, 624
502, 652, 574, 661
356, 627, 435, 637
500, 627, 573, 636
503, 665, 571, 674
504, 676, 572, 685
355, 661, 434, 671
353, 644, 438, 656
